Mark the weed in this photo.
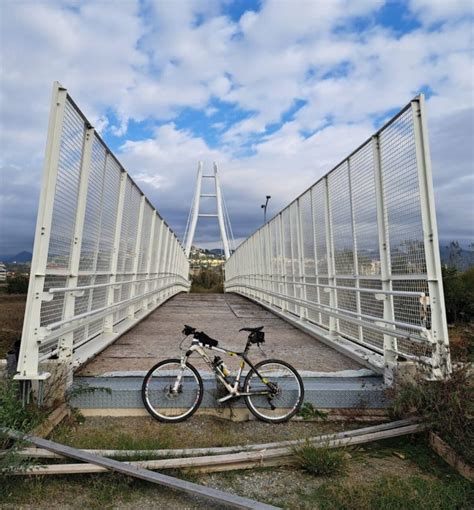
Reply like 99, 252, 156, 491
308, 475, 474, 510
391, 364, 474, 465
297, 402, 329, 421
0, 379, 45, 433
50, 415, 173, 452
0, 379, 46, 477
293, 440, 348, 477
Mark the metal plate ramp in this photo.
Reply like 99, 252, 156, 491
70, 371, 388, 415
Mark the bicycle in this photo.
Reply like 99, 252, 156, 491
142, 325, 304, 423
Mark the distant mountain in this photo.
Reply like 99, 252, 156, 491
439, 242, 474, 271
0, 251, 32, 263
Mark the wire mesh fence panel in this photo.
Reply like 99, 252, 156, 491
47, 101, 84, 270
17, 83, 190, 380
225, 96, 450, 380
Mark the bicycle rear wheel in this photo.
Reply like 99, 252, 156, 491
142, 358, 203, 422
244, 359, 304, 423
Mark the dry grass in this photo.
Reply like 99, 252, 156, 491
448, 323, 474, 362
0, 294, 26, 357
50, 414, 353, 451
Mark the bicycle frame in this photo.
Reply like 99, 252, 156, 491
176, 338, 273, 404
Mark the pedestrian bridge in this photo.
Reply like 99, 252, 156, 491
16, 82, 451, 395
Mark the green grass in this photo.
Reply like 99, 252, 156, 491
293, 441, 348, 476
0, 473, 156, 509
362, 436, 459, 476
305, 475, 474, 510
50, 420, 173, 451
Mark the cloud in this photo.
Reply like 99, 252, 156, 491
0, 0, 473, 257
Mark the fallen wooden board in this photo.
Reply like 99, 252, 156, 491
8, 423, 427, 475
429, 432, 474, 482
1, 428, 278, 510
6, 418, 419, 460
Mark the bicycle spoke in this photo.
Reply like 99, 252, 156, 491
143, 361, 202, 421
245, 361, 303, 422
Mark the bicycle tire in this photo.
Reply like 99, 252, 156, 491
244, 359, 304, 423
142, 358, 203, 423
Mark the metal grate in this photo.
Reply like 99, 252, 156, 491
225, 96, 450, 381
17, 84, 190, 380
47, 101, 84, 270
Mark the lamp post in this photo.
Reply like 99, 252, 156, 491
261, 195, 271, 223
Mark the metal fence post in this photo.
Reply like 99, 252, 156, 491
311, 187, 322, 325
144, 212, 156, 310
104, 171, 127, 333
127, 196, 145, 320
153, 219, 165, 305
372, 134, 397, 382
411, 95, 451, 378
324, 177, 338, 336
16, 83, 67, 380
58, 125, 94, 383
347, 160, 363, 342
278, 214, 286, 312
296, 199, 307, 319
161, 228, 170, 300
267, 224, 274, 306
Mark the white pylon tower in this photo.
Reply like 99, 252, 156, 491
185, 162, 231, 260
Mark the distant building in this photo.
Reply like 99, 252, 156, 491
0, 263, 6, 281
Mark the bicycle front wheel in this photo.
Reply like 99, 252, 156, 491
142, 358, 203, 422
244, 359, 304, 423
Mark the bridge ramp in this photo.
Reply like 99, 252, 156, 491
78, 293, 363, 376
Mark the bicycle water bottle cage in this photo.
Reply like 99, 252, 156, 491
195, 331, 219, 348
183, 325, 196, 336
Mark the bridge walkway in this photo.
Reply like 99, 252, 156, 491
78, 293, 363, 376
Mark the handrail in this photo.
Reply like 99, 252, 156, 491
44, 280, 190, 333
225, 275, 426, 299
47, 273, 189, 294
225, 282, 429, 344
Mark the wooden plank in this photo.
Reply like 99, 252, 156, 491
31, 403, 70, 438
6, 418, 419, 460
6, 423, 427, 476
1, 428, 279, 510
429, 432, 474, 482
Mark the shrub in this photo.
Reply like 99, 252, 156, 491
7, 275, 29, 295
0, 379, 46, 476
297, 402, 329, 421
0, 380, 45, 433
190, 268, 224, 293
293, 441, 348, 476
392, 365, 474, 465
442, 266, 474, 323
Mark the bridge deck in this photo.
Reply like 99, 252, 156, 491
78, 293, 363, 376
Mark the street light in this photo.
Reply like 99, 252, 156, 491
261, 195, 271, 223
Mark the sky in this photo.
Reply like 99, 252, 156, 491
0, 0, 473, 257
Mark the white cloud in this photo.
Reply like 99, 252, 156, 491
0, 0, 473, 255
408, 0, 474, 25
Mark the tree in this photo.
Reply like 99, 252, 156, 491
7, 275, 28, 294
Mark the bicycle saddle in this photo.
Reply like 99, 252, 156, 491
239, 326, 264, 333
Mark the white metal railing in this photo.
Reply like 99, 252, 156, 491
225, 95, 451, 383
16, 82, 190, 380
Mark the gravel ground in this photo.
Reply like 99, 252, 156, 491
2, 416, 459, 510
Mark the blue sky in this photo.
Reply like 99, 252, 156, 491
0, 0, 473, 255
